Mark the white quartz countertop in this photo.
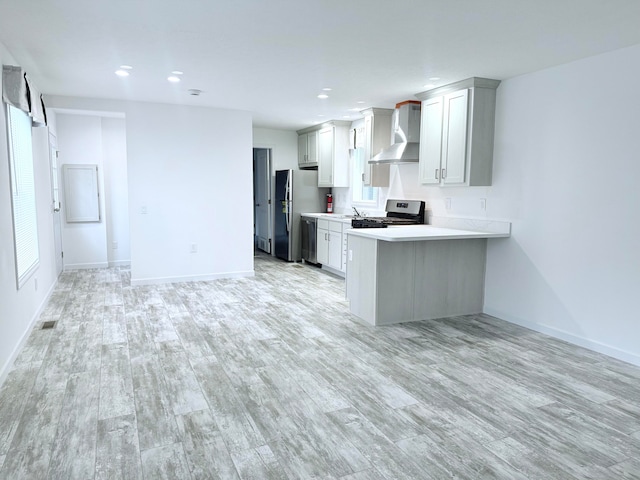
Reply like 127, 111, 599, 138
345, 224, 510, 242
300, 213, 353, 224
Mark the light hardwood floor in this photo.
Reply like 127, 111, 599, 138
1, 252, 639, 479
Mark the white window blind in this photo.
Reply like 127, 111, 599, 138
6, 103, 39, 288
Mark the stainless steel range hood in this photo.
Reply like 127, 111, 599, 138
369, 101, 421, 164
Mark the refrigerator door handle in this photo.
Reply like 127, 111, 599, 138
285, 202, 291, 233
285, 173, 292, 233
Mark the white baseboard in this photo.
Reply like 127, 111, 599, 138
108, 260, 130, 268
0, 278, 58, 387
130, 270, 255, 286
64, 262, 109, 270
484, 307, 640, 367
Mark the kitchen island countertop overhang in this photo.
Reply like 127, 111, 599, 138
345, 224, 510, 242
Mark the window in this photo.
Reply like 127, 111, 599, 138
351, 147, 377, 204
6, 103, 39, 288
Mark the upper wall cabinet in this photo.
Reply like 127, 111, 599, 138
298, 121, 350, 187
297, 130, 318, 169
361, 108, 393, 187
416, 77, 500, 186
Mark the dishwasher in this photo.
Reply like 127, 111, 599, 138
301, 216, 319, 264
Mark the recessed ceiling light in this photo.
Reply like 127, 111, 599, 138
429, 77, 440, 81
119, 65, 133, 70
171, 70, 183, 75
356, 101, 366, 104
348, 108, 361, 112
322, 88, 332, 91
342, 115, 351, 118
115, 70, 130, 77
423, 83, 436, 89
317, 94, 329, 99
317, 114, 325, 117
168, 76, 181, 83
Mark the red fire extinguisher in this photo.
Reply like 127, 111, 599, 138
326, 193, 333, 213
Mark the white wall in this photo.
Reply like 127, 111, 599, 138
47, 97, 255, 285
484, 43, 640, 365
252, 127, 298, 171
101, 117, 130, 266
126, 102, 254, 284
56, 114, 109, 269
0, 41, 59, 382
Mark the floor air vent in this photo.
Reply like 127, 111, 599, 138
41, 320, 57, 330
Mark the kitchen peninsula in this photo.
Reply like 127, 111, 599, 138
346, 224, 510, 326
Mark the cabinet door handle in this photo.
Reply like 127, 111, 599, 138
442, 168, 446, 179
435, 169, 439, 180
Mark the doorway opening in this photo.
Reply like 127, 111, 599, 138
253, 148, 273, 254
48, 131, 63, 277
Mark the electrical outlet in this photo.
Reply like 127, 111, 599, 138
445, 198, 452, 210
140, 205, 148, 214
112, 241, 118, 250
190, 243, 198, 253
480, 198, 487, 211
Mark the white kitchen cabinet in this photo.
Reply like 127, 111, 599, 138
317, 218, 345, 273
317, 220, 329, 265
318, 121, 350, 187
361, 108, 393, 187
341, 227, 348, 271
328, 221, 343, 270
297, 131, 318, 169
416, 77, 500, 186
418, 96, 444, 185
297, 120, 350, 187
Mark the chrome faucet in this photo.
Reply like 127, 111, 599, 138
352, 206, 362, 217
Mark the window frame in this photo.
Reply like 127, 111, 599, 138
5, 102, 40, 289
351, 147, 377, 206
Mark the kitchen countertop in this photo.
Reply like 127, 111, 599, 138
345, 224, 510, 242
301, 213, 353, 224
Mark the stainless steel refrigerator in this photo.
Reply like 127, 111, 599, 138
274, 169, 329, 262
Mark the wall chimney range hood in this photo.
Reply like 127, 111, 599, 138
369, 100, 421, 164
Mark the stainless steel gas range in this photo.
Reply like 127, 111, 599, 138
351, 199, 426, 228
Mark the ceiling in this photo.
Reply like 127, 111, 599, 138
2, 0, 640, 131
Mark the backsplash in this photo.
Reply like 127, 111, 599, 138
332, 163, 502, 222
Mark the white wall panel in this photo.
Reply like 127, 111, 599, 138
56, 114, 109, 269
101, 117, 130, 266
125, 102, 254, 284
484, 44, 640, 365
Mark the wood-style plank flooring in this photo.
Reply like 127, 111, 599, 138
1, 252, 640, 479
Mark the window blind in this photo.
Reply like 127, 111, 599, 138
7, 103, 39, 287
